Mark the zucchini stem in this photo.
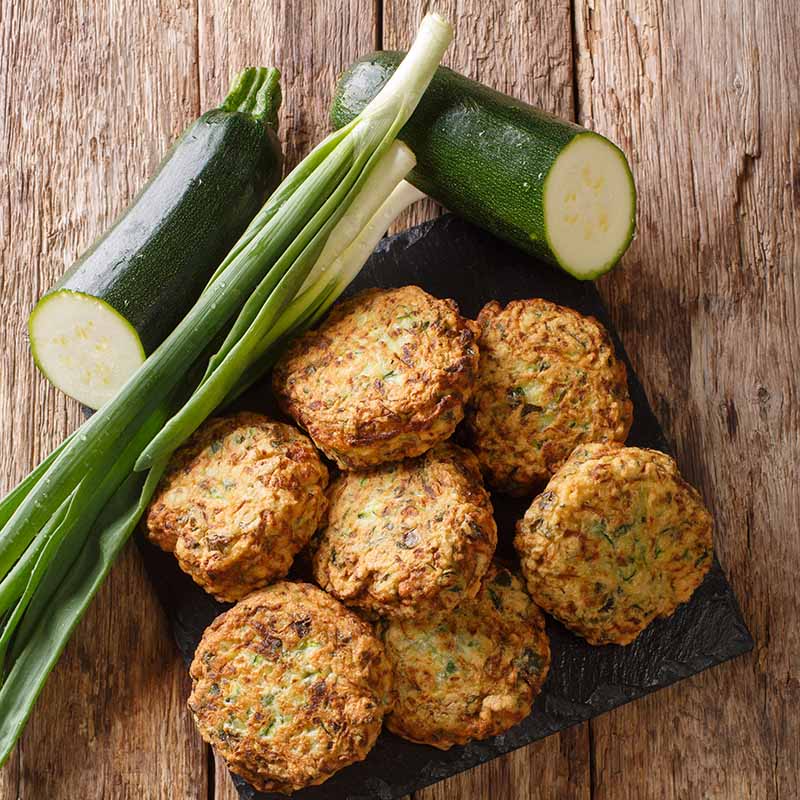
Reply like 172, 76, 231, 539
222, 66, 282, 130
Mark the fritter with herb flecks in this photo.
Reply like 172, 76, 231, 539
514, 443, 713, 646
379, 563, 550, 749
466, 298, 632, 496
273, 286, 480, 470
312, 442, 496, 619
146, 412, 328, 602
189, 582, 394, 794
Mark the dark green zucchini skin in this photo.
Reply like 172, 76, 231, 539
50, 69, 283, 354
331, 52, 585, 266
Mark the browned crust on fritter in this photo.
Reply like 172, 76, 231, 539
145, 412, 328, 602
312, 442, 497, 619
515, 443, 713, 645
188, 582, 394, 794
272, 286, 480, 469
466, 298, 633, 496
380, 563, 550, 749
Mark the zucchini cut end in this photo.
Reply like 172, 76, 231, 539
29, 291, 145, 410
543, 132, 636, 280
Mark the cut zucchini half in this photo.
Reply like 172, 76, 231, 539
29, 291, 145, 410
331, 52, 638, 279
28, 66, 283, 410
543, 132, 636, 279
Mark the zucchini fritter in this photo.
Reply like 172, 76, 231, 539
380, 563, 550, 749
515, 443, 713, 645
312, 442, 497, 618
272, 286, 479, 469
466, 298, 632, 496
189, 582, 394, 794
146, 412, 328, 602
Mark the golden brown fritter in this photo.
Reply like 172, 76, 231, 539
312, 442, 497, 619
146, 412, 328, 602
189, 582, 394, 794
466, 298, 632, 496
515, 443, 713, 646
379, 563, 550, 750
272, 286, 480, 470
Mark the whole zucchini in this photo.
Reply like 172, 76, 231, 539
331, 53, 635, 279
29, 67, 283, 409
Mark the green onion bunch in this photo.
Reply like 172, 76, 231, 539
0, 12, 452, 764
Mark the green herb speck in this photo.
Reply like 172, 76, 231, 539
517, 648, 545, 676
590, 519, 615, 547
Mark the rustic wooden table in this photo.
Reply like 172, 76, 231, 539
1, 1, 797, 798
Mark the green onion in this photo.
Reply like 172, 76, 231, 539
0, 12, 451, 766
0, 463, 167, 763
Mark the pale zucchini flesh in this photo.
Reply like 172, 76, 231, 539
543, 133, 636, 279
29, 291, 145, 409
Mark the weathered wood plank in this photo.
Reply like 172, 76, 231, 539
194, 5, 379, 796
383, 2, 591, 798
574, 0, 799, 797
0, 1, 207, 797
412, 725, 591, 800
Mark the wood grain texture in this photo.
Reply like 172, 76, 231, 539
0, 1, 206, 798
574, 0, 800, 797
193, 3, 378, 797
1, 0, 798, 798
196, 0, 378, 173
411, 725, 591, 800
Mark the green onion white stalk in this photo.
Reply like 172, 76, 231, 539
0, 12, 451, 766
221, 177, 426, 406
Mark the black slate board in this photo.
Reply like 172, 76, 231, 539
138, 214, 753, 800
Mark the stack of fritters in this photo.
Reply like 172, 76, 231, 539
146, 286, 713, 794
